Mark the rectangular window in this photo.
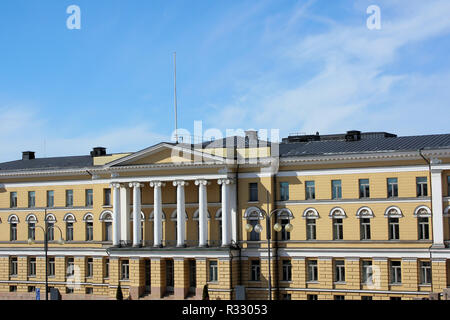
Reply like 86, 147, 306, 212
28, 191, 35, 208
209, 260, 218, 282
248, 220, 260, 241
361, 261, 373, 284
331, 180, 342, 199
334, 295, 345, 300
305, 181, 315, 200
28, 223, 36, 241
10, 257, 18, 276
307, 260, 318, 282
307, 294, 318, 300
66, 190, 73, 207
121, 260, 129, 280
28, 258, 36, 277
387, 178, 398, 198
9, 192, 17, 208
306, 219, 316, 240
416, 177, 428, 197
334, 260, 345, 283
104, 222, 112, 241
9, 286, 17, 292
86, 222, 94, 241
66, 287, 73, 294
47, 190, 54, 207
86, 258, 93, 278
250, 260, 261, 281
389, 218, 400, 240
66, 258, 74, 276
249, 183, 258, 202
359, 179, 370, 198
28, 286, 36, 293
66, 222, 74, 241
418, 217, 430, 240
280, 182, 289, 201
333, 218, 343, 240
104, 188, 111, 206
48, 258, 55, 277
360, 218, 371, 240
104, 258, 110, 278
448, 176, 450, 196
282, 260, 292, 281
419, 261, 431, 285
10, 223, 17, 241
86, 287, 94, 294
390, 261, 402, 284
361, 296, 373, 300
10, 192, 17, 208
85, 189, 93, 206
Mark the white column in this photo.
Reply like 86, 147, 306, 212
230, 181, 237, 243
218, 178, 233, 246
130, 182, 142, 247
195, 179, 209, 247
150, 181, 165, 247
111, 183, 121, 247
431, 160, 444, 248
173, 180, 188, 247
120, 185, 131, 244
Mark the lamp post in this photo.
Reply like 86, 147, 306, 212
28, 209, 64, 300
245, 207, 293, 300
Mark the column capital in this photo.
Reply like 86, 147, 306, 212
173, 180, 189, 187
129, 182, 143, 188
149, 181, 166, 188
218, 178, 235, 185
195, 179, 211, 186
110, 182, 122, 189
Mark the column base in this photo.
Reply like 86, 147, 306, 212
154, 244, 164, 248
431, 243, 446, 249
177, 244, 187, 248
221, 244, 230, 248
132, 244, 142, 248
199, 244, 209, 248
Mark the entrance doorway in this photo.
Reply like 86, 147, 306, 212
166, 259, 174, 293
144, 259, 150, 293
189, 260, 196, 294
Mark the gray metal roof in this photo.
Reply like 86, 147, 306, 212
279, 134, 450, 157
0, 155, 94, 171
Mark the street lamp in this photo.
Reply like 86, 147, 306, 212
28, 209, 65, 300
245, 207, 294, 300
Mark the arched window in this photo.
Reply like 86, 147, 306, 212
244, 207, 265, 241
26, 214, 38, 241
63, 213, 76, 241
276, 209, 294, 241
8, 214, 19, 241
385, 206, 402, 240
44, 214, 56, 241
302, 208, 319, 219
356, 207, 374, 218
83, 213, 94, 241
99, 211, 112, 241
414, 206, 431, 240
329, 208, 346, 241
215, 209, 222, 243
149, 210, 167, 221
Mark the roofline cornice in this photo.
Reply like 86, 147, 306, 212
279, 149, 450, 165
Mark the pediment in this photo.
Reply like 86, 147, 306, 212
105, 143, 225, 167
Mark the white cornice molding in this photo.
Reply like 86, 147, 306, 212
279, 149, 450, 165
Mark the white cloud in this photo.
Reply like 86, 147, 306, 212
0, 105, 168, 162
208, 0, 450, 137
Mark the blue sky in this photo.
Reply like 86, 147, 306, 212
1, 0, 450, 162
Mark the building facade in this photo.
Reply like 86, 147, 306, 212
0, 130, 450, 300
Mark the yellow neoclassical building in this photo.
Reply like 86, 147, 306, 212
0, 130, 450, 300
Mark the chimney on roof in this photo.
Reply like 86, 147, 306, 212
245, 130, 258, 141
90, 147, 107, 157
22, 151, 35, 160
345, 130, 362, 142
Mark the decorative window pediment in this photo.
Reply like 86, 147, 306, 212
414, 205, 431, 217
384, 206, 403, 218
356, 207, 374, 219
243, 207, 265, 220
329, 207, 347, 219
302, 208, 319, 219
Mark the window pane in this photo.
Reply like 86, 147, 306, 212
305, 181, 315, 200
